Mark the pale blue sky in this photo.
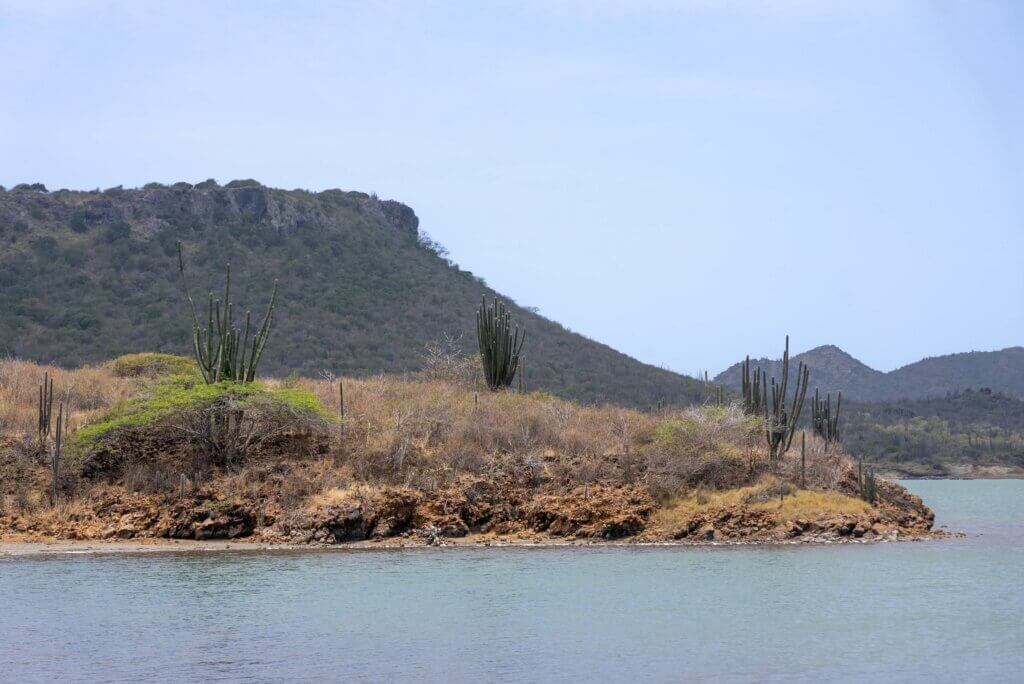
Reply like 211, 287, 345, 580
2, 1, 1021, 374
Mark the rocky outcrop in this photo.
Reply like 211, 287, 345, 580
0, 183, 421, 243
526, 486, 656, 539
0, 476, 937, 546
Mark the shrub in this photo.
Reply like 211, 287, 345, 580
69, 210, 89, 233
12, 183, 47, 193
75, 374, 332, 445
74, 374, 334, 476
110, 353, 196, 378
102, 221, 131, 242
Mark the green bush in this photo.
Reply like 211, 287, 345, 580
111, 353, 196, 378
74, 373, 333, 448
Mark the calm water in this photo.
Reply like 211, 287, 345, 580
1, 480, 1022, 683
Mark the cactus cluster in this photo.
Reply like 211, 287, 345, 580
177, 242, 278, 384
476, 297, 525, 391
741, 337, 809, 464
740, 356, 766, 415
812, 389, 842, 448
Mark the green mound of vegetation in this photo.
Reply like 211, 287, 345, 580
111, 353, 196, 378
74, 374, 333, 447
650, 419, 701, 444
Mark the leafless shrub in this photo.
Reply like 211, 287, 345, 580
775, 431, 847, 490
163, 395, 330, 468
123, 462, 177, 494
420, 333, 479, 387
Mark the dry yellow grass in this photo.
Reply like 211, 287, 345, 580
651, 479, 871, 531
2, 355, 853, 506
305, 484, 388, 510
0, 358, 135, 437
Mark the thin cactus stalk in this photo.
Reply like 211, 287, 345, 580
476, 296, 525, 391
51, 402, 63, 506
339, 380, 345, 419
858, 458, 877, 503
812, 389, 842, 449
38, 372, 54, 447
177, 242, 278, 384
800, 431, 806, 488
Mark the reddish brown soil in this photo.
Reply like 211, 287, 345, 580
0, 473, 939, 547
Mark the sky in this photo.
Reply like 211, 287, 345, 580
1, 0, 1022, 375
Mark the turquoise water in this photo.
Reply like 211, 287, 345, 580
1, 480, 1022, 683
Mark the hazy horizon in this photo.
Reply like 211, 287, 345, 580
2, 0, 1021, 374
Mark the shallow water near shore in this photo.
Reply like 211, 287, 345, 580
2, 480, 1022, 683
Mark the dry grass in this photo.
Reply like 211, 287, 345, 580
0, 357, 135, 437
2, 356, 853, 508
651, 478, 870, 530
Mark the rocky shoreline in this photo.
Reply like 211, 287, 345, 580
0, 470, 940, 550
1, 528, 953, 557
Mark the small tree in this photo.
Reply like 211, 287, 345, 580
476, 297, 525, 390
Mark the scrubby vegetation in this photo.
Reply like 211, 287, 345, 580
111, 353, 195, 378
0, 182, 705, 407
842, 390, 1024, 477
0, 355, 935, 544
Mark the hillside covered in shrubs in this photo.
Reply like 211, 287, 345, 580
0, 181, 705, 408
843, 390, 1024, 478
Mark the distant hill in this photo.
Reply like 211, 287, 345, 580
0, 181, 705, 407
843, 389, 1024, 477
715, 344, 1024, 402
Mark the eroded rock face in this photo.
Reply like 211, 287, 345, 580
192, 505, 255, 540
525, 486, 656, 539
301, 487, 423, 543
0, 470, 938, 545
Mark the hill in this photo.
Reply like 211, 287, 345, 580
0, 181, 704, 407
715, 344, 1024, 402
843, 390, 1024, 478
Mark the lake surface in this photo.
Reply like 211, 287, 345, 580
2, 480, 1022, 683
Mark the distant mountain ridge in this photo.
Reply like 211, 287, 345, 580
715, 345, 1024, 402
0, 181, 705, 407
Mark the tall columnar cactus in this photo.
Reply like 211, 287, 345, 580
762, 336, 810, 464
38, 372, 54, 446
812, 389, 842, 449
52, 401, 63, 506
800, 431, 806, 488
476, 297, 525, 391
177, 242, 278, 384
858, 459, 877, 504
